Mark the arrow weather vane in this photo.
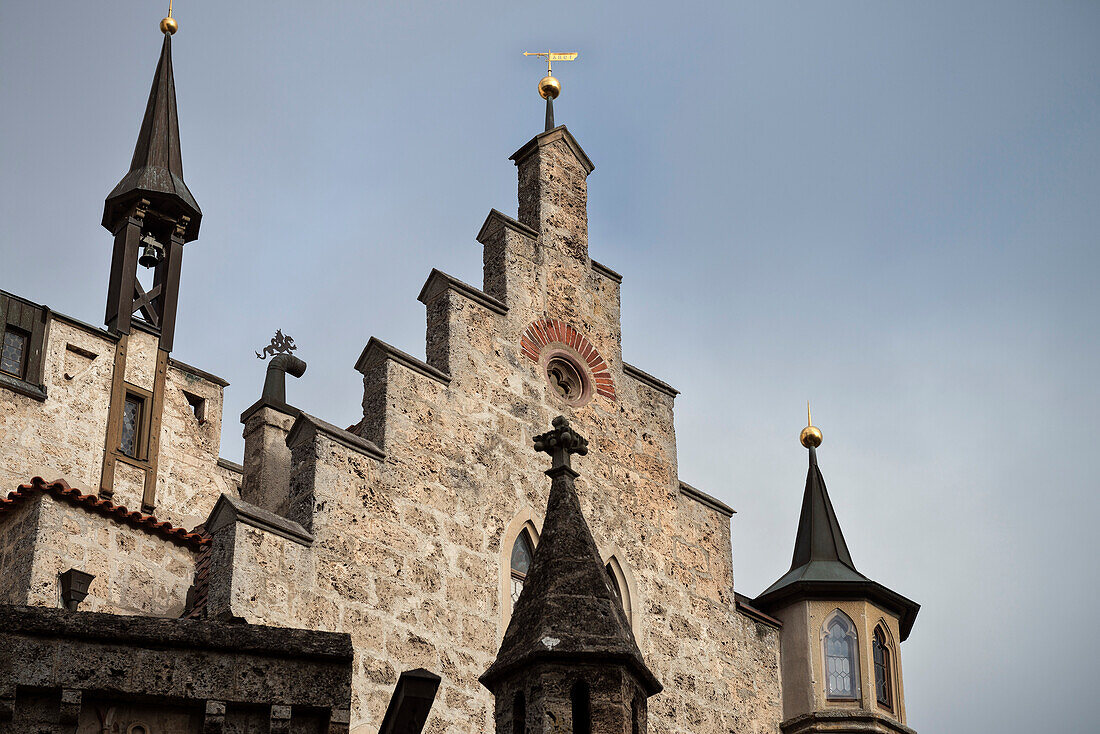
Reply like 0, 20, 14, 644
523, 50, 578, 131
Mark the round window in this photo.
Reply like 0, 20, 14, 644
543, 353, 591, 406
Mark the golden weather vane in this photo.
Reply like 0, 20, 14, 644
160, 0, 178, 35
522, 51, 578, 131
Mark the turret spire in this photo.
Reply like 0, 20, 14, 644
481, 418, 659, 732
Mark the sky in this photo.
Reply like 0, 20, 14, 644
2, 1, 1098, 731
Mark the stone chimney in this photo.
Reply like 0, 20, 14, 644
240, 352, 305, 515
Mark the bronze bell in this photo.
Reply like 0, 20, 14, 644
138, 233, 164, 268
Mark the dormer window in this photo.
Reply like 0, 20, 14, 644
1, 327, 28, 378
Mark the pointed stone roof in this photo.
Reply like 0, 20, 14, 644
480, 418, 660, 695
755, 445, 921, 641
103, 33, 201, 240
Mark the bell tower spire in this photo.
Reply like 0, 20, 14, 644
102, 6, 200, 352
96, 9, 201, 513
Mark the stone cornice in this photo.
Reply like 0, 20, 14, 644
678, 480, 735, 517
590, 259, 622, 283
355, 337, 451, 386
509, 126, 595, 176
623, 362, 679, 397
734, 593, 783, 629
417, 268, 508, 315
286, 411, 386, 463
240, 396, 300, 424
780, 710, 916, 734
205, 493, 314, 547
169, 357, 230, 387
0, 605, 352, 660
476, 208, 539, 244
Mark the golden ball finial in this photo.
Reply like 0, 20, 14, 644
539, 75, 561, 100
800, 425, 823, 448
800, 402, 822, 448
160, 16, 178, 35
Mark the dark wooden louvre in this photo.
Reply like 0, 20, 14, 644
0, 292, 48, 388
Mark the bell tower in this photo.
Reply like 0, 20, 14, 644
98, 10, 201, 510
102, 12, 201, 350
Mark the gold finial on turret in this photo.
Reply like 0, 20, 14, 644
523, 51, 578, 100
800, 402, 823, 448
160, 1, 178, 35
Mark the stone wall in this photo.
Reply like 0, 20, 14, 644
0, 311, 235, 529
0, 318, 115, 493
0, 605, 353, 734
16, 493, 196, 617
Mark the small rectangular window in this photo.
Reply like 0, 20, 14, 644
0, 328, 28, 378
121, 393, 145, 458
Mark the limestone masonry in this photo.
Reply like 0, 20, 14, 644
0, 24, 919, 734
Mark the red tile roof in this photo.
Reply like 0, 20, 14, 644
0, 477, 209, 551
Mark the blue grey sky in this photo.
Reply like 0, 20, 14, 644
2, 2, 1098, 731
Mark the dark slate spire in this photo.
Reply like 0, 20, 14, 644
103, 32, 201, 240
792, 447, 858, 572
481, 417, 661, 695
759, 446, 869, 597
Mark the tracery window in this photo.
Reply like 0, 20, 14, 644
510, 529, 535, 606
604, 556, 633, 626
873, 625, 893, 709
823, 610, 860, 700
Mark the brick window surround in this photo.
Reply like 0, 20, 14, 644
520, 319, 615, 401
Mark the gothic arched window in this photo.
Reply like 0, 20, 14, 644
510, 529, 535, 606
873, 625, 893, 710
604, 556, 633, 626
823, 610, 860, 700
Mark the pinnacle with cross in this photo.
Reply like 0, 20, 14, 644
533, 416, 588, 472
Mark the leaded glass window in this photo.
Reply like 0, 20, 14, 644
120, 394, 144, 458
510, 530, 534, 606
873, 626, 892, 709
1, 328, 28, 378
824, 611, 860, 699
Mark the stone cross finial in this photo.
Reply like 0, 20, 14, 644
534, 416, 588, 471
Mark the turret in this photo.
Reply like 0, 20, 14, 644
754, 410, 920, 733
481, 417, 661, 733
